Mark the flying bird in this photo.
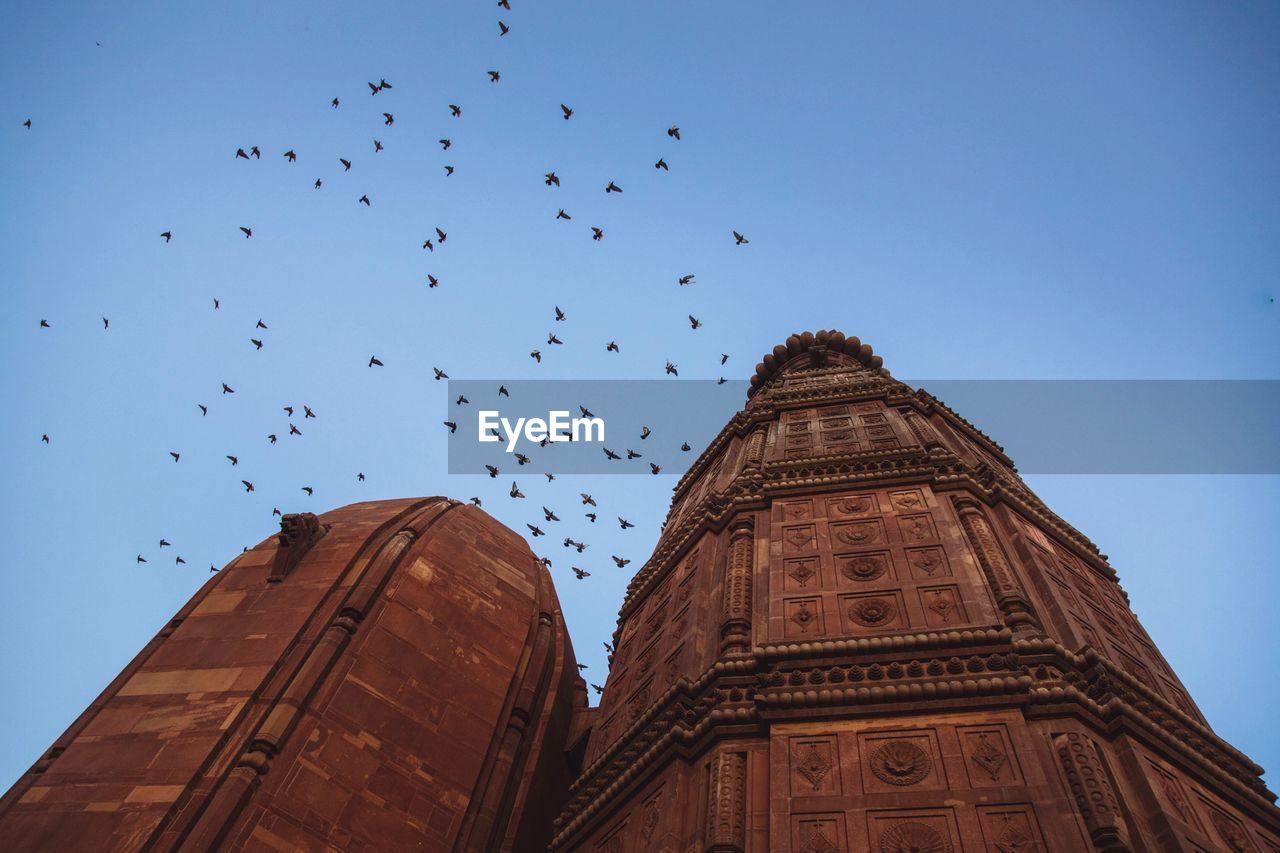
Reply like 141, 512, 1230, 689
607, 341, 619, 352
373, 139, 383, 152
655, 158, 668, 171
515, 453, 531, 465
689, 315, 701, 330
169, 452, 180, 462
626, 448, 642, 459
557, 209, 571, 220
545, 171, 560, 186
41, 434, 49, 444
572, 567, 590, 579
23, 119, 32, 128
543, 506, 559, 522
665, 362, 678, 376
369, 356, 383, 367
667, 125, 681, 140
382, 113, 394, 125
283, 149, 296, 162
498, 385, 509, 396
175, 556, 186, 565
314, 179, 322, 188
439, 139, 451, 150
527, 524, 545, 537
198, 404, 207, 416
221, 383, 234, 394
236, 148, 249, 160
486, 465, 500, 478
444, 165, 454, 176
449, 104, 461, 117
510, 482, 525, 499
640, 426, 651, 440
331, 97, 339, 108
531, 349, 542, 362
284, 406, 294, 415
137, 555, 146, 563
302, 486, 314, 496
603, 448, 620, 460
733, 230, 749, 245
226, 455, 238, 466
585, 512, 597, 522
547, 332, 562, 344
250, 146, 260, 158
251, 338, 263, 350
435, 227, 447, 242
591, 683, 603, 694
340, 158, 352, 170
289, 423, 301, 436
499, 0, 510, 9
681, 442, 691, 451
427, 274, 439, 288
591, 227, 603, 241
241, 480, 254, 492
499, 21, 509, 36
433, 367, 448, 380
605, 181, 622, 193
304, 406, 314, 418
359, 194, 370, 206
618, 517, 635, 529
102, 317, 109, 329
444, 421, 458, 434
423, 239, 433, 251
160, 231, 172, 242
560, 103, 573, 120
678, 274, 695, 286
240, 226, 252, 238
488, 70, 501, 82
650, 463, 662, 474
357, 472, 365, 481
268, 434, 277, 444
159, 539, 171, 548
721, 353, 729, 364
612, 556, 630, 568
580, 493, 596, 506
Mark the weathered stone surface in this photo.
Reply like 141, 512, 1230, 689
0, 498, 585, 852
553, 330, 1280, 852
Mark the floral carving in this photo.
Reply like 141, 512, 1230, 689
788, 559, 817, 587
970, 734, 1007, 780
834, 496, 875, 515
926, 590, 956, 623
841, 554, 887, 582
878, 821, 949, 853
785, 526, 816, 552
834, 522, 881, 546
791, 601, 817, 633
993, 816, 1031, 852
870, 740, 931, 786
849, 597, 896, 627
910, 549, 944, 576
1210, 810, 1252, 852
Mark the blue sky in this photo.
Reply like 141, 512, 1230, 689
1, 1, 1277, 792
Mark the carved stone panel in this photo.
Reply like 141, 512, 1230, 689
897, 513, 938, 545
865, 809, 960, 853
790, 736, 840, 796
859, 730, 944, 793
706, 751, 747, 852
827, 494, 879, 518
837, 550, 894, 585
957, 725, 1021, 787
786, 597, 825, 638
976, 805, 1047, 853
831, 519, 886, 549
793, 814, 846, 853
785, 556, 821, 590
919, 585, 965, 628
784, 524, 819, 554
840, 590, 908, 633
905, 546, 950, 579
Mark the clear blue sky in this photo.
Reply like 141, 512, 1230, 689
1, 1, 1277, 793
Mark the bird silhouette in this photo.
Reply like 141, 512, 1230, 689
284, 406, 294, 415
289, 423, 301, 436
302, 486, 313, 496
488, 70, 501, 82
250, 146, 260, 158
340, 158, 352, 171
499, 21, 509, 36
499, 0, 510, 9
681, 442, 691, 451
721, 353, 730, 364
435, 227, 447, 242
268, 434, 277, 444
590, 683, 603, 694
612, 556, 630, 567
547, 332, 562, 344
449, 104, 461, 117
359, 194, 370, 206
498, 385, 509, 396
198, 404, 207, 416
283, 149, 297, 162
605, 181, 622, 193
304, 406, 314, 418
527, 523, 545, 537
23, 119, 32, 129
39, 319, 49, 328
241, 480, 254, 492
510, 482, 525, 498
618, 517, 635, 529
373, 139, 383, 152
439, 139, 451, 150
137, 555, 146, 563
545, 171, 560, 186
640, 426, 651, 440
444, 165, 454, 175
169, 452, 180, 462
357, 472, 365, 481
543, 506, 559, 521
603, 448, 620, 460
368, 356, 383, 367
159, 539, 171, 547
444, 421, 458, 434
667, 125, 681, 140
607, 341, 619, 352
226, 455, 238, 466
560, 104, 573, 120
486, 465, 500, 478
572, 567, 590, 579
655, 158, 668, 171
176, 556, 186, 565
235, 148, 249, 160
427, 275, 439, 288
331, 97, 339, 108
251, 338, 263, 350
222, 383, 234, 394
585, 512, 597, 522
733, 230, 749, 245
240, 226, 252, 238
678, 274, 695, 285
580, 493, 596, 506
626, 448, 642, 459
665, 362, 678, 376
515, 453, 531, 466
689, 315, 701, 330
433, 367, 448, 380
41, 434, 49, 443
382, 113, 394, 125
160, 231, 172, 242
531, 350, 542, 362
650, 463, 662, 474
557, 209, 571, 220
591, 227, 603, 241
102, 317, 109, 329
314, 178, 322, 188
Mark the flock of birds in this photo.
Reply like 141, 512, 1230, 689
22, 1, 752, 689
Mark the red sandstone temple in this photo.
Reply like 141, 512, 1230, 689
1, 330, 1277, 852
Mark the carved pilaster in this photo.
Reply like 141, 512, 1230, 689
901, 408, 946, 452
742, 426, 766, 470
1054, 732, 1132, 852
719, 518, 755, 657
952, 496, 1041, 636
706, 750, 747, 852
268, 512, 327, 583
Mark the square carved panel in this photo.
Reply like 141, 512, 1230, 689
976, 804, 1046, 852
839, 590, 908, 633
783, 524, 818, 554
835, 550, 895, 586
789, 736, 841, 796
785, 597, 825, 639
784, 557, 822, 590
827, 494, 879, 518
888, 488, 928, 512
896, 513, 938, 544
958, 724, 1022, 787
919, 585, 966, 628
864, 808, 960, 852
791, 813, 846, 853
904, 546, 950, 579
830, 519, 886, 549
859, 730, 945, 793
780, 500, 813, 521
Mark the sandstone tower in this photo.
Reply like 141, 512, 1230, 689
550, 330, 1280, 852
1, 330, 1278, 852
